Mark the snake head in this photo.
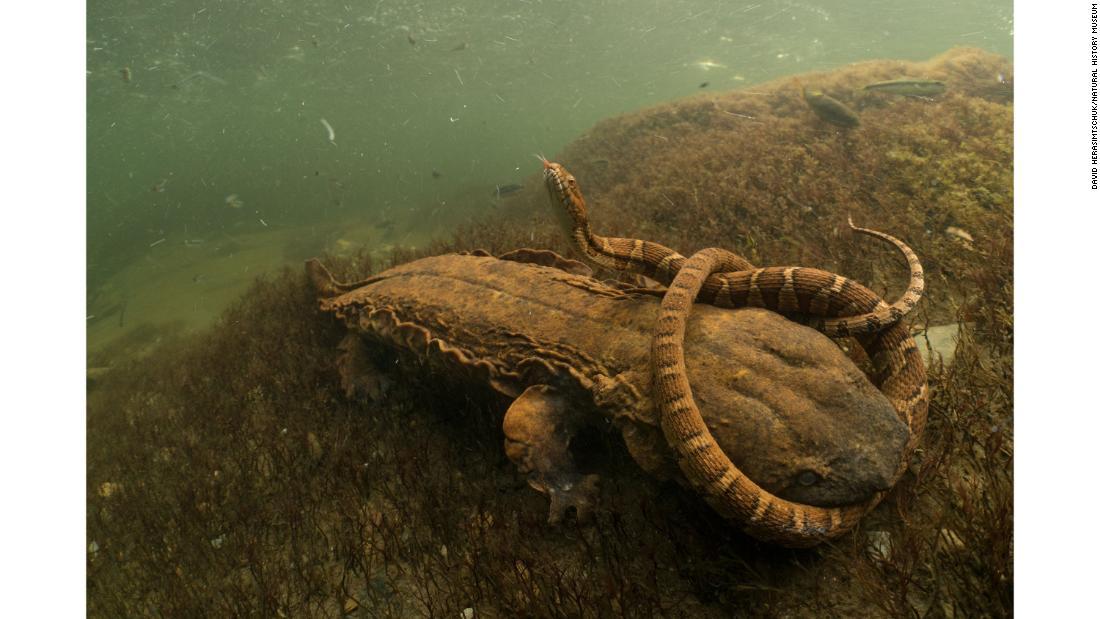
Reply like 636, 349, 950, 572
541, 159, 588, 244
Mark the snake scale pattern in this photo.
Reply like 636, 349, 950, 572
542, 159, 929, 547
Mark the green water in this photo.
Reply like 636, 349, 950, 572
86, 0, 1012, 356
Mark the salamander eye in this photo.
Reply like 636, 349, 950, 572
797, 471, 819, 486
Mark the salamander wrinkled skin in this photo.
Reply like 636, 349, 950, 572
541, 160, 927, 546
307, 251, 909, 529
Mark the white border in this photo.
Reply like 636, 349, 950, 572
1016, 0, 1097, 614
0, 5, 86, 616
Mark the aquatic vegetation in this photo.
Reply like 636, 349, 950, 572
87, 48, 1012, 616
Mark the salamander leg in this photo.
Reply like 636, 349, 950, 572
338, 334, 392, 403
503, 385, 600, 525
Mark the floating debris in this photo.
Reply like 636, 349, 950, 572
801, 85, 859, 127
149, 238, 166, 248
151, 178, 168, 193
493, 183, 523, 198
320, 118, 336, 145
945, 226, 974, 246
119, 67, 131, 82
171, 70, 227, 89
864, 78, 946, 97
225, 194, 244, 209
695, 59, 726, 71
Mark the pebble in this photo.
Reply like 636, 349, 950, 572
865, 530, 893, 559
461, 608, 475, 619
913, 323, 963, 367
98, 482, 122, 498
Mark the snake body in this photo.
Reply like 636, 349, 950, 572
542, 159, 929, 546
542, 160, 923, 337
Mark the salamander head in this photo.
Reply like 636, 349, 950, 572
691, 308, 910, 508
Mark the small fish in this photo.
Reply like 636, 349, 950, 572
120, 67, 132, 82
225, 194, 244, 209
451, 42, 468, 52
863, 79, 946, 97
151, 179, 168, 193
699, 81, 709, 89
801, 85, 859, 128
493, 183, 523, 198
432, 170, 442, 179
407, 33, 417, 45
